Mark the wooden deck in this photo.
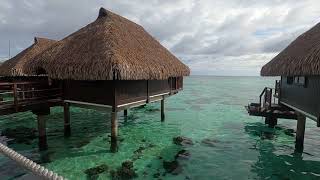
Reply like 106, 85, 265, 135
0, 81, 62, 115
245, 103, 297, 119
245, 83, 298, 120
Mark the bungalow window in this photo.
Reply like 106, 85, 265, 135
287, 76, 294, 85
294, 76, 307, 87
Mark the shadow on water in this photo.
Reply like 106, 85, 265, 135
244, 122, 320, 179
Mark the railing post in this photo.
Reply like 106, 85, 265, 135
32, 87, 35, 99
259, 87, 266, 107
13, 83, 18, 112
263, 88, 272, 110
269, 88, 272, 107
278, 80, 281, 102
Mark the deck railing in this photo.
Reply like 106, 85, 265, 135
259, 87, 271, 109
258, 80, 281, 110
0, 82, 62, 111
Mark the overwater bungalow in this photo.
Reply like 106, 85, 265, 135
0, 8, 190, 152
246, 22, 320, 152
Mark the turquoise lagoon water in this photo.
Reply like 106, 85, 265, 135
1, 76, 320, 179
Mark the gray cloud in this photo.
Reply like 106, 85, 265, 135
0, 0, 319, 75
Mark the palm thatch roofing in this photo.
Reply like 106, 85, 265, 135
261, 22, 320, 76
0, 37, 56, 76
25, 8, 190, 80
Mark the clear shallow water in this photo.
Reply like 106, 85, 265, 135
1, 76, 320, 180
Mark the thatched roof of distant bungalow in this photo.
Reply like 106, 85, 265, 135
25, 8, 190, 80
261, 23, 320, 76
0, 37, 56, 76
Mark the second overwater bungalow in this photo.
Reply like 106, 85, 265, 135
246, 22, 320, 152
0, 8, 190, 152
0, 37, 60, 115
0, 37, 56, 81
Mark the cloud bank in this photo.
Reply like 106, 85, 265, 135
0, 0, 319, 75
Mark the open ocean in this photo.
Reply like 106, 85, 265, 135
1, 76, 320, 180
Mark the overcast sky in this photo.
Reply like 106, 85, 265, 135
0, 0, 319, 76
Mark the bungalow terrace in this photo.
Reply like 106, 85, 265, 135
246, 22, 320, 152
0, 8, 190, 152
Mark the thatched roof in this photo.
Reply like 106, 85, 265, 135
25, 8, 190, 80
0, 37, 56, 76
261, 23, 320, 76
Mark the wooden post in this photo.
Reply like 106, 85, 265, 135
175, 77, 178, 90
269, 117, 277, 128
169, 78, 172, 95
124, 109, 128, 117
265, 117, 277, 128
64, 102, 71, 137
13, 83, 18, 112
37, 115, 48, 151
146, 80, 150, 103
265, 117, 269, 125
22, 84, 25, 100
111, 80, 118, 152
161, 98, 165, 122
111, 110, 118, 152
295, 113, 306, 153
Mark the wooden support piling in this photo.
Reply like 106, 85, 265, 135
161, 99, 165, 122
124, 109, 128, 117
37, 115, 48, 151
265, 117, 277, 128
64, 102, 71, 137
295, 113, 306, 153
111, 110, 118, 153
